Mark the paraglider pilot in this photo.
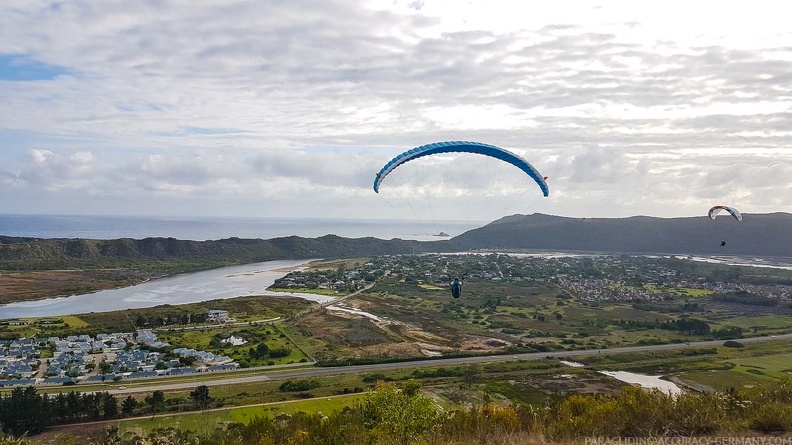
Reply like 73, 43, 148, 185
450, 277, 463, 299
721, 240, 726, 247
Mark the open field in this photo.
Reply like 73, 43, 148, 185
305, 258, 370, 272
267, 287, 343, 296
119, 394, 366, 435
676, 370, 767, 391
724, 315, 792, 330
0, 295, 316, 340
583, 339, 792, 391
729, 352, 792, 379
156, 323, 310, 366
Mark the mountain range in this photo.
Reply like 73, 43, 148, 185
454, 212, 792, 257
0, 213, 790, 265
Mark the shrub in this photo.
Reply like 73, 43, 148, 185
279, 379, 321, 392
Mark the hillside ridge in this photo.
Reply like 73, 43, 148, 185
1, 212, 790, 264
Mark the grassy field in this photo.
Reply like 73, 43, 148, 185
119, 393, 366, 435
60, 315, 90, 330
730, 352, 792, 379
157, 323, 310, 366
305, 258, 370, 272
267, 287, 344, 296
418, 284, 445, 290
676, 370, 767, 391
723, 315, 792, 330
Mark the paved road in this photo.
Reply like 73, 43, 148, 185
104, 333, 792, 395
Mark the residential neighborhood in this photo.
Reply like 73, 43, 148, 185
1, 317, 239, 387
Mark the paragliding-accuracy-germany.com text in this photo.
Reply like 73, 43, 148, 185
586, 438, 792, 445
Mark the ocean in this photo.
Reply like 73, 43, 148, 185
0, 214, 486, 241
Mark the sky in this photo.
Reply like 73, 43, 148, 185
1, 0, 791, 222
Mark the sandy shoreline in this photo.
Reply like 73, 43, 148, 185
272, 265, 307, 273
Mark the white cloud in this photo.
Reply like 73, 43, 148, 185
0, 0, 791, 221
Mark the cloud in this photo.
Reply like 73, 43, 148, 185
0, 0, 790, 219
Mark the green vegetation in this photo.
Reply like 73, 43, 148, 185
726, 315, 792, 330
678, 370, 767, 392
0, 294, 314, 340
279, 379, 321, 392
15, 379, 792, 444
118, 393, 367, 435
3, 252, 792, 444
267, 287, 343, 295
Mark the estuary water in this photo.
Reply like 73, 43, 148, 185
561, 361, 682, 395
0, 259, 334, 319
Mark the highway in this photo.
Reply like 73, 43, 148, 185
103, 333, 792, 395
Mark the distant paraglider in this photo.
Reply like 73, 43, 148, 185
708, 205, 742, 221
709, 206, 741, 247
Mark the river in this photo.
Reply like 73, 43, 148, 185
0, 259, 335, 319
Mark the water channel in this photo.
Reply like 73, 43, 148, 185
561, 360, 682, 395
0, 259, 334, 319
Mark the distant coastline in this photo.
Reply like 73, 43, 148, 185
0, 214, 485, 241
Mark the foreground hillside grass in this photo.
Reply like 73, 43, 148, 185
8, 380, 792, 445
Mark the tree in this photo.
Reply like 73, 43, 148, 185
361, 381, 440, 444
53, 392, 68, 423
121, 396, 138, 416
66, 391, 81, 421
145, 391, 165, 418
0, 386, 50, 437
463, 365, 480, 388
99, 361, 113, 374
101, 392, 119, 419
189, 385, 212, 410
84, 392, 102, 419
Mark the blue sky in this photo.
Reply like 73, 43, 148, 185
0, 55, 70, 81
1, 0, 790, 221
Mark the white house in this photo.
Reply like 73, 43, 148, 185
207, 310, 230, 323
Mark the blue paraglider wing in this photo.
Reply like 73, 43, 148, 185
373, 141, 549, 197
